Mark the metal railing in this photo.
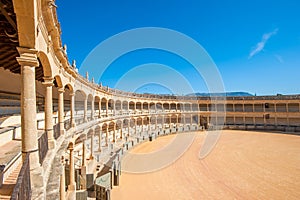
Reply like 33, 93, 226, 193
10, 153, 31, 200
38, 132, 48, 165
53, 123, 60, 140
64, 119, 71, 131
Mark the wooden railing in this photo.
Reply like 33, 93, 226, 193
10, 153, 31, 200
38, 132, 48, 165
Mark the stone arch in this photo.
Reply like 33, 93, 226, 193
149, 102, 155, 112
143, 102, 149, 110
101, 97, 108, 116
75, 90, 86, 119
122, 100, 128, 111
170, 103, 177, 111
37, 51, 52, 78
75, 133, 87, 145
94, 96, 101, 118
171, 114, 178, 124
129, 101, 135, 112
163, 103, 170, 111
54, 75, 63, 88
156, 102, 163, 111
64, 83, 74, 93
108, 99, 114, 114
184, 103, 192, 112
63, 84, 73, 117
87, 128, 94, 138
87, 94, 93, 119
115, 100, 122, 114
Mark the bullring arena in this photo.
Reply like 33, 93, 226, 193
0, 1, 299, 200
112, 130, 300, 200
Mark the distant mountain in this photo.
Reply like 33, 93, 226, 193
186, 92, 253, 97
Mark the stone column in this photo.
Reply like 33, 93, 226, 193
113, 123, 116, 143
81, 141, 87, 190
120, 122, 123, 139
134, 102, 136, 114
70, 92, 76, 127
82, 142, 86, 167
84, 97, 88, 122
128, 102, 130, 114
120, 101, 123, 115
58, 88, 65, 135
98, 129, 102, 152
17, 48, 42, 178
90, 132, 94, 159
43, 77, 55, 149
60, 156, 66, 200
68, 143, 76, 191
134, 119, 137, 135
106, 100, 109, 117
98, 101, 101, 118
91, 98, 95, 120
105, 126, 108, 146
128, 121, 130, 136
113, 101, 116, 116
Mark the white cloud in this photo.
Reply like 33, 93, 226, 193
248, 28, 279, 59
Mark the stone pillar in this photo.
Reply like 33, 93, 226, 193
128, 102, 130, 114
141, 118, 144, 132
58, 88, 65, 135
120, 101, 123, 115
43, 77, 55, 149
98, 101, 101, 118
91, 98, 95, 120
81, 141, 87, 190
113, 101, 116, 116
120, 122, 123, 139
68, 143, 76, 191
84, 97, 88, 122
134, 102, 136, 114
105, 126, 108, 146
134, 119, 137, 135
113, 123, 116, 142
90, 132, 94, 159
17, 48, 43, 192
60, 156, 66, 200
82, 142, 86, 167
128, 122, 130, 136
98, 129, 102, 152
70, 92, 76, 127
106, 100, 109, 117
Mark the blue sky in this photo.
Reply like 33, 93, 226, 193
57, 0, 300, 95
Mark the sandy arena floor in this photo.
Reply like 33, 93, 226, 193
111, 130, 300, 200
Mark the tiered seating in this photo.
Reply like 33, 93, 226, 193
0, 91, 21, 117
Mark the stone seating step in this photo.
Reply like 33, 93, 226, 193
0, 163, 21, 199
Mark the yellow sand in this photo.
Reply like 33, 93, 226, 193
111, 130, 300, 200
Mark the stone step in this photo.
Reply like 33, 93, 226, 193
0, 163, 21, 199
